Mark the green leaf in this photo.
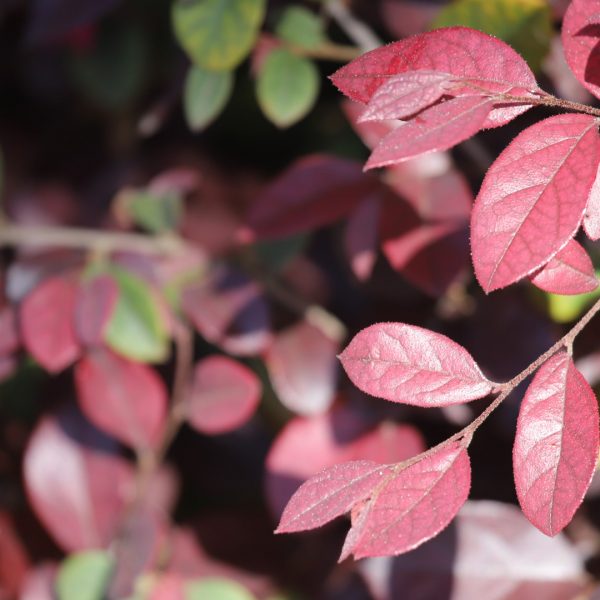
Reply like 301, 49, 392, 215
256, 49, 320, 128
275, 6, 326, 50
56, 551, 113, 600
118, 188, 183, 234
185, 578, 256, 600
184, 66, 234, 131
431, 0, 552, 73
546, 283, 600, 324
102, 266, 170, 363
172, 0, 266, 71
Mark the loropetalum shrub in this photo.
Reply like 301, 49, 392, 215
277, 0, 600, 560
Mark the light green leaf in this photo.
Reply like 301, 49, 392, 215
185, 578, 256, 600
56, 551, 113, 600
118, 188, 183, 234
431, 0, 552, 73
103, 266, 170, 363
256, 49, 320, 128
184, 66, 234, 131
275, 6, 326, 50
546, 283, 600, 323
172, 0, 266, 71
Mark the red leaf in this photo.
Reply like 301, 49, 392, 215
584, 166, 600, 240
471, 114, 600, 293
74, 349, 167, 449
341, 442, 471, 559
20, 276, 81, 372
74, 275, 119, 347
359, 70, 453, 122
265, 320, 339, 415
276, 461, 392, 533
243, 155, 378, 241
513, 351, 599, 536
365, 96, 493, 169
187, 355, 261, 434
0, 305, 19, 356
339, 323, 492, 407
530, 239, 598, 295
0, 512, 30, 598
562, 0, 600, 100
23, 409, 134, 551
331, 27, 537, 127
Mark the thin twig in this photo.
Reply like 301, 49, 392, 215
324, 0, 382, 52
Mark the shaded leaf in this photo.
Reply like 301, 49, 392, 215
184, 66, 234, 131
187, 355, 261, 434
339, 323, 493, 407
545, 281, 600, 323
116, 187, 183, 234
256, 49, 320, 128
0, 512, 29, 598
275, 6, 325, 50
185, 577, 256, 600
530, 239, 598, 295
471, 114, 600, 292
20, 276, 81, 373
74, 275, 119, 347
513, 351, 600, 535
172, 0, 267, 71
56, 551, 113, 600
75, 349, 167, 449
0, 304, 19, 356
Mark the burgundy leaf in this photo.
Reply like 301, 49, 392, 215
20, 276, 82, 372
339, 323, 492, 407
340, 442, 471, 559
584, 166, 600, 240
562, 0, 600, 100
359, 70, 453, 122
243, 155, 378, 241
74, 349, 167, 449
331, 27, 537, 127
0, 356, 17, 383
276, 461, 392, 533
530, 239, 598, 295
365, 96, 493, 169
23, 409, 134, 551
471, 113, 600, 293
513, 351, 600, 536
187, 355, 261, 435
0, 305, 19, 356
265, 320, 339, 416
0, 512, 29, 598
74, 275, 119, 347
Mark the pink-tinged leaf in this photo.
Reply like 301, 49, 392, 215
276, 461, 392, 533
23, 409, 134, 551
243, 155, 378, 241
365, 96, 492, 169
265, 320, 339, 416
513, 351, 600, 536
530, 239, 598, 295
471, 113, 600, 293
74, 275, 119, 347
339, 323, 492, 407
331, 27, 537, 127
20, 276, 82, 372
0, 512, 30, 598
74, 349, 167, 449
20, 564, 57, 600
187, 355, 261, 435
341, 441, 471, 559
0, 355, 17, 383
584, 166, 600, 240
359, 70, 453, 122
562, 0, 600, 100
0, 305, 19, 356
342, 100, 399, 150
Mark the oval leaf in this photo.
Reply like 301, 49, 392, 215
20, 276, 81, 373
187, 355, 261, 434
172, 0, 266, 71
275, 6, 325, 51
184, 66, 234, 132
471, 113, 600, 293
185, 577, 256, 600
530, 239, 598, 295
74, 275, 119, 347
56, 551, 113, 600
74, 349, 168, 449
513, 351, 600, 536
339, 323, 493, 407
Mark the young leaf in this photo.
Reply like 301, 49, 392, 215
256, 49, 320, 128
275, 6, 325, 50
187, 355, 261, 435
365, 96, 493, 169
74, 349, 168, 449
471, 113, 600, 293
74, 275, 119, 347
184, 66, 234, 132
339, 323, 493, 407
20, 276, 81, 373
513, 351, 600, 536
331, 27, 538, 128
172, 0, 266, 71
341, 442, 470, 560
562, 0, 600, 100
56, 551, 113, 600
530, 239, 598, 295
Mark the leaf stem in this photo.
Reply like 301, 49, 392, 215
324, 0, 382, 52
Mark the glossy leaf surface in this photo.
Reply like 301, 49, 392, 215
513, 351, 600, 536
